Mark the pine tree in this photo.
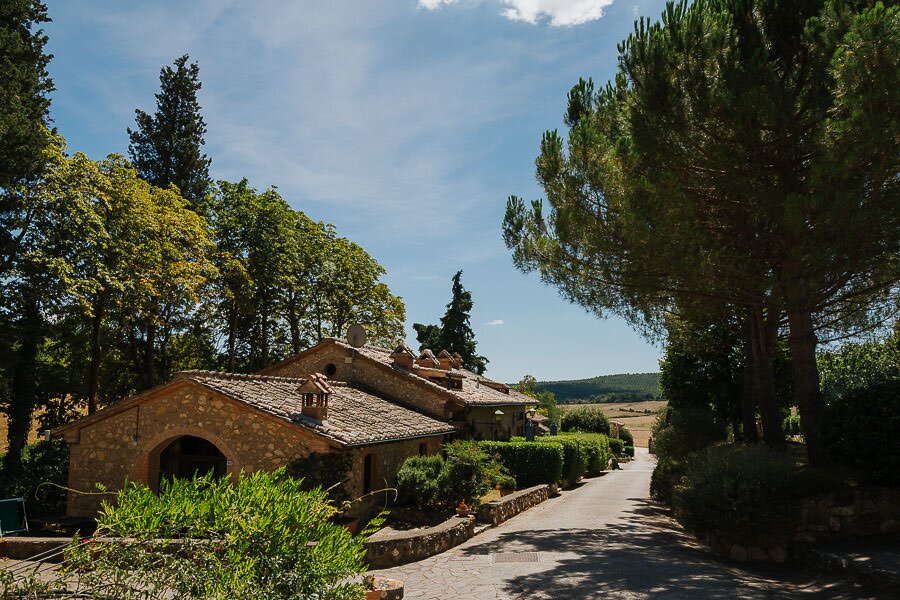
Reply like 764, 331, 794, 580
414, 271, 488, 374
128, 54, 211, 208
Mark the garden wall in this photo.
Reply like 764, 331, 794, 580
702, 487, 900, 563
365, 515, 475, 567
476, 484, 550, 526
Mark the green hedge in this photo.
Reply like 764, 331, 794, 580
478, 441, 564, 487
0, 440, 70, 516
558, 433, 611, 476
608, 438, 625, 456
624, 446, 635, 457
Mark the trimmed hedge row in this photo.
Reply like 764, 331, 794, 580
490, 433, 612, 486
478, 441, 564, 488
608, 438, 624, 456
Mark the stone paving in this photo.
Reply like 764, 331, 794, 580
370, 448, 878, 599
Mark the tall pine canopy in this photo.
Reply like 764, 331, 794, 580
128, 54, 211, 207
414, 270, 488, 374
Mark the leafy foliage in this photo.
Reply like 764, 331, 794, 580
650, 405, 726, 464
822, 379, 900, 485
395, 441, 511, 512
607, 437, 624, 456
536, 372, 661, 404
559, 405, 610, 435
286, 452, 353, 503
127, 55, 211, 207
478, 441, 564, 488
515, 374, 559, 424
674, 445, 842, 534
64, 469, 372, 599
0, 439, 68, 516
413, 271, 487, 374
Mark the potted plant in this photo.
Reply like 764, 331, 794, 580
363, 575, 404, 600
455, 501, 471, 517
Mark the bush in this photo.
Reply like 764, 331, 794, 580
618, 426, 634, 447
64, 470, 372, 599
478, 441, 563, 488
650, 457, 684, 504
0, 440, 69, 516
559, 433, 611, 476
395, 455, 445, 511
560, 405, 610, 434
651, 405, 726, 462
608, 438, 625, 456
395, 441, 511, 512
782, 414, 802, 436
674, 445, 842, 534
822, 379, 900, 485
624, 445, 635, 457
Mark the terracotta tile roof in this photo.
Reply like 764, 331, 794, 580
351, 343, 535, 407
177, 371, 455, 447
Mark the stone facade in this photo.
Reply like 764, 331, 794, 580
62, 381, 329, 516
60, 380, 446, 518
476, 484, 550, 526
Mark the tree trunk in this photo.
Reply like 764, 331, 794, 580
788, 308, 827, 466
87, 303, 105, 414
288, 295, 301, 354
750, 305, 784, 449
227, 302, 237, 372
3, 293, 42, 477
741, 312, 758, 443
143, 317, 156, 389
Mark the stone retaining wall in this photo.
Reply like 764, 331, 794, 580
702, 487, 900, 563
366, 515, 475, 568
477, 485, 550, 526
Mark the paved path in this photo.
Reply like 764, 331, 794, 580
371, 449, 875, 599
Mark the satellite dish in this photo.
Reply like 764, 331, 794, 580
346, 324, 367, 348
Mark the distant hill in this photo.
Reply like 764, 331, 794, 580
536, 372, 662, 404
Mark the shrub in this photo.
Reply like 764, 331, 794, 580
618, 426, 634, 447
608, 438, 625, 456
674, 445, 842, 534
395, 455, 445, 511
532, 437, 588, 484
650, 457, 684, 504
64, 470, 372, 599
478, 441, 563, 487
624, 445, 635, 457
651, 405, 726, 462
0, 440, 69, 516
559, 433, 611, 476
782, 414, 802, 436
822, 379, 900, 485
395, 441, 511, 512
441, 440, 508, 507
560, 405, 610, 434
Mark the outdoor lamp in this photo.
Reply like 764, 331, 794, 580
494, 409, 504, 422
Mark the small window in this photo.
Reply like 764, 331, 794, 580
419, 443, 427, 456
324, 363, 337, 377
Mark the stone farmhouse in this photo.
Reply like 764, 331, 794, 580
52, 338, 534, 517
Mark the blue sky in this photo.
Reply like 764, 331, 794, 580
43, 0, 668, 383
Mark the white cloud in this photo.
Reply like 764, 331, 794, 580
487, 319, 505, 326
418, 0, 615, 26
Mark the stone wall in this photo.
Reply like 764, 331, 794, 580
365, 515, 475, 567
476, 485, 550, 526
64, 381, 328, 517
702, 487, 900, 563
264, 343, 453, 420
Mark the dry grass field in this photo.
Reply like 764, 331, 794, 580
0, 413, 42, 454
561, 400, 668, 447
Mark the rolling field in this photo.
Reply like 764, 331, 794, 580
0, 414, 42, 454
561, 400, 667, 447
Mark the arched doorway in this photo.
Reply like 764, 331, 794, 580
157, 435, 227, 487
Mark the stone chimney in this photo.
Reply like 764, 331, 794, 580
437, 350, 454, 370
390, 342, 416, 370
416, 349, 440, 368
298, 373, 333, 421
450, 352, 463, 369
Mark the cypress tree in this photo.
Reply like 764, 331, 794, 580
128, 54, 211, 208
414, 271, 488, 374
